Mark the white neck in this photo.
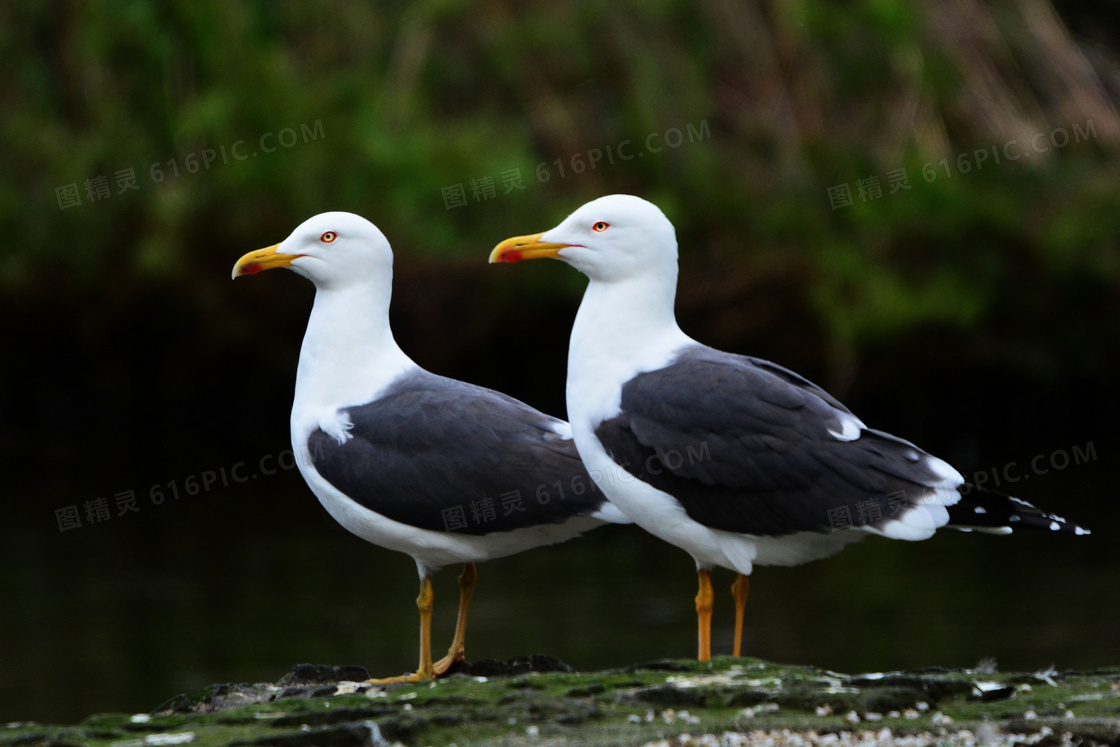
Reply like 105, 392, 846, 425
293, 277, 417, 416
566, 271, 692, 425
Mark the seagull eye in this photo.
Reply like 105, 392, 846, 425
592, 221, 609, 232
320, 231, 337, 244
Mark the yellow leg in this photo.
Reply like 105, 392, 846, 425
365, 575, 436, 685
433, 562, 477, 675
731, 574, 749, 657
695, 568, 714, 662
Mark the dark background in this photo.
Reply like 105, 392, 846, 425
1, 0, 1117, 724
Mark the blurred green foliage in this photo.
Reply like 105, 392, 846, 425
1, 0, 1118, 381
2, 2, 1118, 722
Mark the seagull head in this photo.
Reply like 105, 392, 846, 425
231, 211, 393, 289
489, 194, 678, 283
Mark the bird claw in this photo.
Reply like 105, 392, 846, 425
362, 670, 435, 686
362, 649, 464, 685
432, 648, 465, 676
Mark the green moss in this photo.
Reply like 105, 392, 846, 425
2, 660, 1118, 746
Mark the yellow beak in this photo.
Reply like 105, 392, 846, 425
489, 232, 569, 264
231, 244, 302, 279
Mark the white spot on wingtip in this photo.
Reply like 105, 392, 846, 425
924, 455, 964, 486
547, 418, 574, 439
828, 413, 863, 441
1049, 521, 1060, 531
1075, 526, 1091, 536
974, 506, 987, 514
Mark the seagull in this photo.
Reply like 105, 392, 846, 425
489, 194, 1090, 661
232, 211, 627, 682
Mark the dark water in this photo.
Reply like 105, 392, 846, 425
2, 455, 1116, 725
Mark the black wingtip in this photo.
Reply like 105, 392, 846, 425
948, 484, 1090, 536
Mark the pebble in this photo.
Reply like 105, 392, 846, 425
333, 682, 363, 695
738, 704, 778, 719
145, 733, 196, 745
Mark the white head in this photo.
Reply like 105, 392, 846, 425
232, 211, 393, 291
489, 194, 678, 283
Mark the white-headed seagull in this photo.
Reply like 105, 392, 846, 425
490, 194, 1090, 662
232, 212, 627, 683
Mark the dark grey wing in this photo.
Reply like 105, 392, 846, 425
742, 356, 856, 417
308, 370, 604, 535
594, 345, 955, 536
746, 357, 1088, 535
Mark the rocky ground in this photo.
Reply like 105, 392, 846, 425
4, 657, 1119, 747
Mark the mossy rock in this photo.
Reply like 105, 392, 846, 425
3, 657, 1118, 747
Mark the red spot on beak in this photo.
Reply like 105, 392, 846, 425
241, 263, 262, 275
498, 250, 524, 264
